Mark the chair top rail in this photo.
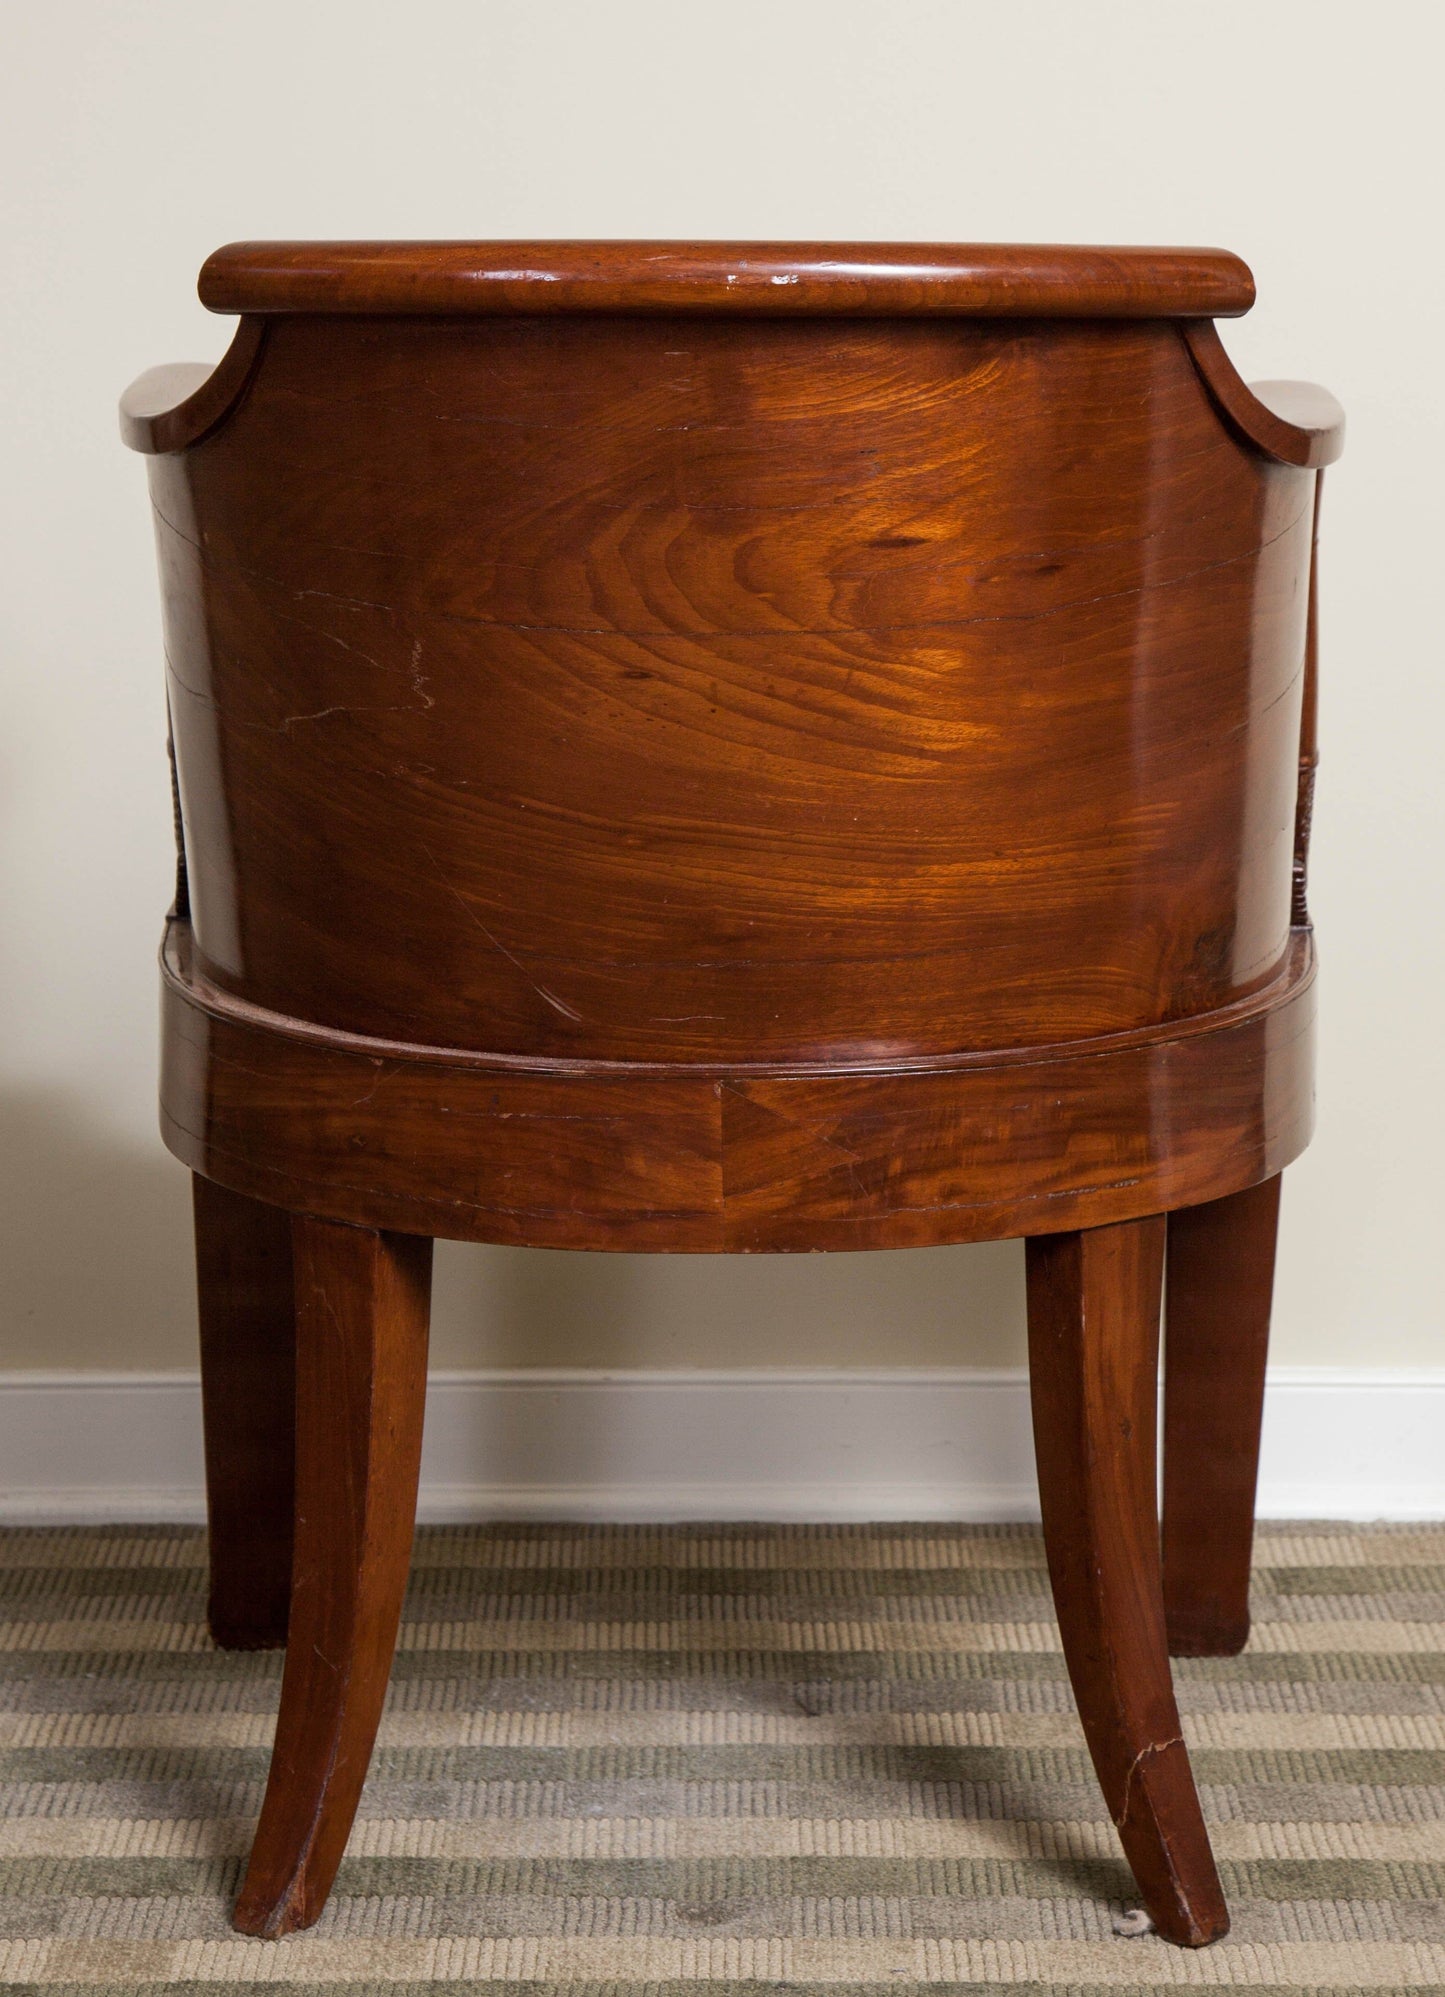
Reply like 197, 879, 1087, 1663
197, 239, 1256, 319
121, 245, 1342, 468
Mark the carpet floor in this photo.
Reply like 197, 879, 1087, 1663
0, 1522, 1443, 1992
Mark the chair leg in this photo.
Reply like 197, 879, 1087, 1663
232, 1215, 432, 1938
1162, 1176, 1280, 1657
193, 1175, 296, 1650
1026, 1216, 1228, 1947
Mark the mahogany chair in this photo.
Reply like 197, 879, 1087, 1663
121, 242, 1342, 1945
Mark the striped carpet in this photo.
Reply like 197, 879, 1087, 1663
1, 1524, 1443, 1991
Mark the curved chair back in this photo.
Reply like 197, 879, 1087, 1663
125, 243, 1339, 1251
135, 243, 1328, 1062
118, 244, 1346, 1950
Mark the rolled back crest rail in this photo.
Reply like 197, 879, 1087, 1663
122, 241, 1343, 1944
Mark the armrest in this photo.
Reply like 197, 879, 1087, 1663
119, 318, 266, 454
1183, 322, 1343, 467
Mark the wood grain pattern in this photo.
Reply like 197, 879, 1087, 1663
1163, 1177, 1282, 1657
1027, 1217, 1228, 1947
196, 240, 1256, 319
160, 920, 1314, 1252
1184, 322, 1344, 467
231, 1217, 432, 1937
120, 240, 1343, 1942
146, 313, 1315, 1067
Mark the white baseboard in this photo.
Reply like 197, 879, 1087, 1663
1, 1367, 1442, 1525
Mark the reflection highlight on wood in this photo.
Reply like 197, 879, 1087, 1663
231, 1219, 432, 1938
1027, 1218, 1229, 1946
122, 239, 1342, 1940
196, 239, 1258, 319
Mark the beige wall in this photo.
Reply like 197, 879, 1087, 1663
2, 1, 1440, 1376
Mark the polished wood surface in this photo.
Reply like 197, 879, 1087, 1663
121, 240, 1340, 1941
198, 240, 1256, 319
1163, 1177, 1282, 1657
192, 1176, 295, 1649
118, 317, 267, 455
161, 920, 1315, 1250
1027, 1217, 1228, 1946
232, 1218, 432, 1938
1183, 322, 1344, 467
144, 312, 1315, 1070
